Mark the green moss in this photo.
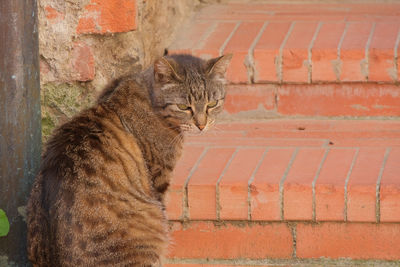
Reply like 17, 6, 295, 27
41, 82, 93, 117
41, 82, 94, 142
41, 112, 56, 141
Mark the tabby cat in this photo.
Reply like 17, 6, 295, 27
27, 53, 232, 266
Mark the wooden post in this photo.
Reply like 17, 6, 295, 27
0, 0, 41, 265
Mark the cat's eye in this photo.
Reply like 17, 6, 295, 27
177, 104, 191, 110
207, 100, 218, 108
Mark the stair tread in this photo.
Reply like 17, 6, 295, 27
166, 119, 400, 222
169, 2, 400, 84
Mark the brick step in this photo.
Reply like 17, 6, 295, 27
169, 2, 400, 118
167, 266, 256, 267
169, 2, 400, 84
165, 119, 400, 261
167, 264, 274, 267
166, 263, 398, 267
167, 120, 400, 222
166, 222, 400, 262
223, 84, 400, 117
164, 264, 398, 267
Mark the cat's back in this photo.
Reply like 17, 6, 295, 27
27, 101, 166, 266
37, 102, 149, 189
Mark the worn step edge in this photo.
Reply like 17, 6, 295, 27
165, 258, 400, 267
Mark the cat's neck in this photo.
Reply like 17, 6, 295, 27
105, 76, 181, 138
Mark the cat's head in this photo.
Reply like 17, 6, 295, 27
151, 54, 232, 133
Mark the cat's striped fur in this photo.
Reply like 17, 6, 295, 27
27, 54, 231, 266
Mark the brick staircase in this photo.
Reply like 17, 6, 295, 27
165, 1, 400, 266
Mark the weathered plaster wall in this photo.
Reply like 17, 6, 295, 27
38, 0, 199, 139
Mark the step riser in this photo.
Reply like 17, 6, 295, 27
223, 84, 400, 118
167, 221, 400, 261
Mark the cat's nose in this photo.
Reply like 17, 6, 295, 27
194, 113, 207, 131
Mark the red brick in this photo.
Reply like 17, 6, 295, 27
184, 266, 278, 267
345, 3, 400, 15
187, 148, 236, 220
246, 128, 400, 141
39, 58, 51, 75
270, 4, 343, 14
45, 6, 64, 21
315, 149, 357, 221
165, 265, 264, 267
194, 22, 237, 58
199, 121, 400, 142
169, 22, 214, 53
339, 22, 373, 81
166, 146, 205, 220
168, 221, 293, 259
380, 148, 400, 222
171, 146, 206, 187
347, 148, 386, 222
398, 35, 400, 81
197, 3, 361, 21
282, 22, 318, 83
224, 84, 276, 114
168, 49, 192, 55
196, 129, 245, 139
71, 42, 95, 81
333, 138, 400, 147
329, 120, 400, 132
76, 0, 136, 34
369, 22, 399, 82
219, 148, 265, 220
196, 4, 274, 21
250, 148, 295, 221
165, 192, 184, 221
186, 136, 326, 147
346, 15, 399, 22
169, 3, 400, 84
312, 22, 346, 82
216, 120, 332, 132
280, 14, 346, 22
297, 223, 400, 259
165, 265, 197, 267
224, 22, 264, 83
284, 148, 326, 220
277, 83, 400, 117
200, 13, 343, 23
253, 22, 292, 82
166, 264, 289, 267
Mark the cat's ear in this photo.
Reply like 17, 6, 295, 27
154, 57, 182, 84
206, 54, 233, 82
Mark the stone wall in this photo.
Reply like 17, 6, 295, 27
38, 0, 199, 139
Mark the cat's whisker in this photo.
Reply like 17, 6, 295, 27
206, 123, 227, 137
